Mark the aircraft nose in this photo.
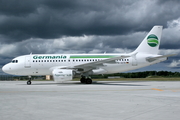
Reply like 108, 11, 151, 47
2, 64, 11, 73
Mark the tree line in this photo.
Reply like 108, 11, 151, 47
92, 71, 180, 78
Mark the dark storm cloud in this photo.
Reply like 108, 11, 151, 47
1, 0, 180, 73
1, 0, 180, 43
0, 0, 39, 16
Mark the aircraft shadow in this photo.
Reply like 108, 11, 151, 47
22, 81, 148, 87
91, 81, 148, 86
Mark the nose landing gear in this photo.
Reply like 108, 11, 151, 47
27, 80, 31, 85
27, 76, 32, 85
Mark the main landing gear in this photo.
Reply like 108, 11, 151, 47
80, 76, 92, 84
27, 76, 32, 85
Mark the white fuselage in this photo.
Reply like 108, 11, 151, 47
2, 26, 172, 84
2, 53, 166, 76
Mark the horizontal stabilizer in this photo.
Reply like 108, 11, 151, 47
146, 54, 177, 62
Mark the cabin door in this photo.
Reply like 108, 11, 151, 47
132, 58, 138, 66
25, 56, 31, 68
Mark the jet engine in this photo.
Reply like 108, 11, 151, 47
52, 69, 73, 83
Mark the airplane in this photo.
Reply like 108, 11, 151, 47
2, 26, 176, 85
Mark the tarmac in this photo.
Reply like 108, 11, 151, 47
0, 80, 180, 120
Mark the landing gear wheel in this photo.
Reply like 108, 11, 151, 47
27, 80, 31, 85
27, 76, 32, 85
86, 78, 92, 84
80, 77, 86, 83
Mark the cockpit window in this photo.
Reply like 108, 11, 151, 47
11, 60, 18, 63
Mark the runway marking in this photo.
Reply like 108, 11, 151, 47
0, 88, 158, 93
151, 88, 164, 91
1, 88, 180, 93
171, 89, 180, 92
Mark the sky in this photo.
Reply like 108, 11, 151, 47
0, 0, 180, 74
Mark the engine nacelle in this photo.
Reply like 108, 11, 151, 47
52, 69, 73, 83
92, 68, 107, 74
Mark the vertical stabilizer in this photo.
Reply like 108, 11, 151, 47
133, 26, 163, 54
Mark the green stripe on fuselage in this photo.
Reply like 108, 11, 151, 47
70, 55, 117, 59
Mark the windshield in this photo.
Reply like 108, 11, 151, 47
11, 60, 18, 63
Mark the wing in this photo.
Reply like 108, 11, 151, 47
146, 54, 177, 62
71, 55, 130, 72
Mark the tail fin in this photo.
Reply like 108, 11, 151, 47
133, 26, 163, 54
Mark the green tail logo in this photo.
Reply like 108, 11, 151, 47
147, 34, 159, 47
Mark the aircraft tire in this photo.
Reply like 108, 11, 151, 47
80, 77, 86, 83
86, 78, 92, 84
27, 81, 31, 85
